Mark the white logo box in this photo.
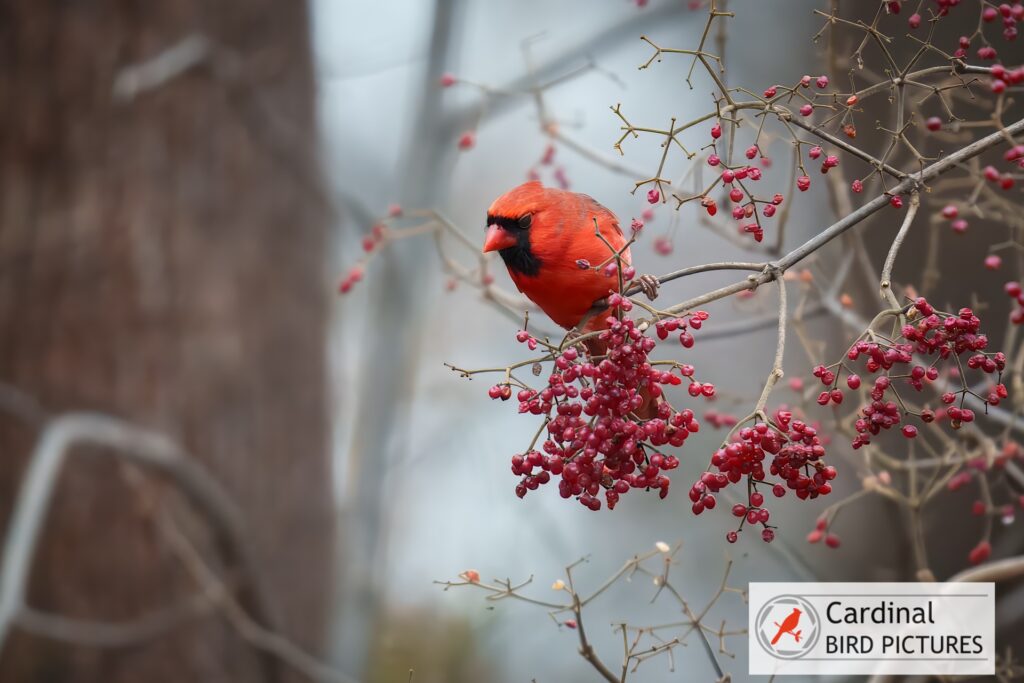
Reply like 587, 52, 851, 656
749, 582, 994, 676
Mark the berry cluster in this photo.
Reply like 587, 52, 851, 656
701, 122, 784, 243
704, 410, 740, 429
1006, 281, 1024, 323
897, 0, 1023, 44
494, 302, 715, 510
339, 218, 397, 293
810, 298, 1007, 450
806, 517, 842, 548
338, 266, 364, 294
690, 408, 836, 544
974, 1, 1022, 43
939, 203, 969, 233
902, 0, 1024, 93
947, 440, 1024, 564
526, 144, 571, 189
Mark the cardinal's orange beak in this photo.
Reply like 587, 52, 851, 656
483, 224, 518, 253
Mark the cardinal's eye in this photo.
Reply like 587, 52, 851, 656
518, 214, 532, 229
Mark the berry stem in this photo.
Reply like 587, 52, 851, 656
753, 279, 788, 414
880, 191, 921, 313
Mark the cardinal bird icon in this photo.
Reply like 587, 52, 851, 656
770, 608, 803, 646
756, 595, 819, 659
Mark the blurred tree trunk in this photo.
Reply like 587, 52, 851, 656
0, 1, 333, 681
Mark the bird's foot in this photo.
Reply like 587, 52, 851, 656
635, 274, 660, 301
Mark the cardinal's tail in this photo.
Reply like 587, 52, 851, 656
633, 385, 661, 420
582, 334, 606, 360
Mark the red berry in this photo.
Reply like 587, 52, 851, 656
968, 540, 992, 565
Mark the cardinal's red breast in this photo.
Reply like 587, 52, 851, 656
484, 181, 630, 331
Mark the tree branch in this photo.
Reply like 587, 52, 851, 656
664, 116, 1024, 315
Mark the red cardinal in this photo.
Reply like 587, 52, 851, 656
483, 181, 659, 415
482, 180, 653, 332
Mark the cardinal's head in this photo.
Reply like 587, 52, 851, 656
482, 180, 547, 276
